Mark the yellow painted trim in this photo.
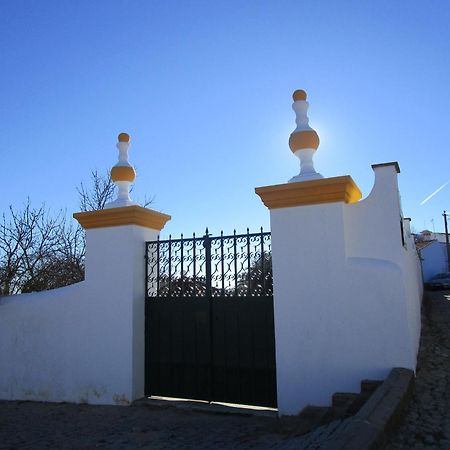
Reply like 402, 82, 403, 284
73, 206, 171, 231
118, 132, 130, 142
255, 176, 362, 209
111, 165, 136, 182
293, 89, 307, 101
289, 130, 320, 152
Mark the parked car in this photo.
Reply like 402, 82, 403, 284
425, 272, 450, 290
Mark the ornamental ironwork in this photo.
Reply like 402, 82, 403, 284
146, 228, 272, 298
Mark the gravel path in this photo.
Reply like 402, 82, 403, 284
386, 290, 450, 450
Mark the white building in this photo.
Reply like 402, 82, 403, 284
416, 230, 449, 244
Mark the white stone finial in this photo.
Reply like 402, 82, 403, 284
288, 90, 323, 183
104, 133, 137, 209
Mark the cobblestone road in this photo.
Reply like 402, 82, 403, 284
387, 290, 450, 450
0, 399, 316, 449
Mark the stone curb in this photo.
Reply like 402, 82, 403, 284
323, 367, 414, 450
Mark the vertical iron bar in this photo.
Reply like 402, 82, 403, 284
247, 228, 251, 296
145, 242, 149, 298
260, 227, 266, 296
203, 228, 213, 402
193, 232, 196, 296
205, 229, 212, 298
233, 229, 238, 296
180, 233, 184, 297
444, 211, 450, 272
168, 234, 172, 296
220, 231, 225, 296
144, 240, 150, 395
156, 236, 160, 296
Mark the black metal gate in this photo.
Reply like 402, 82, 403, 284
145, 229, 277, 408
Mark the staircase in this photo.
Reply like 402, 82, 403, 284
293, 379, 383, 436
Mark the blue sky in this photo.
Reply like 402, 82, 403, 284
1, 1, 449, 237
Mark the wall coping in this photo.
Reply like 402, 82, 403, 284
73, 206, 171, 231
371, 162, 401, 173
255, 176, 362, 210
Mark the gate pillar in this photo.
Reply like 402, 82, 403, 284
73, 133, 171, 405
255, 91, 421, 416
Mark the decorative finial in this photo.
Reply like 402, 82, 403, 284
288, 90, 323, 183
104, 132, 137, 209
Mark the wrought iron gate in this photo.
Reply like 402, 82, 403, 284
145, 229, 277, 408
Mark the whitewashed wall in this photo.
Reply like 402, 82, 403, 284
0, 163, 423, 415
0, 224, 158, 405
270, 164, 423, 415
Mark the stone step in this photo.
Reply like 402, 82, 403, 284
344, 394, 367, 416
331, 392, 359, 408
294, 379, 385, 437
360, 379, 383, 395
330, 393, 362, 420
294, 405, 333, 436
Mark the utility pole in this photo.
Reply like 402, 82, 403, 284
444, 211, 450, 272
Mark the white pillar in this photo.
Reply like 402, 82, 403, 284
256, 164, 421, 416
73, 206, 170, 404
256, 177, 363, 415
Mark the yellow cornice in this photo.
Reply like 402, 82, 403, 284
73, 206, 171, 231
255, 176, 362, 209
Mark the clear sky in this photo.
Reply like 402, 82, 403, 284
1, 1, 449, 238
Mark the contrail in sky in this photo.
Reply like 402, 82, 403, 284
420, 181, 450, 205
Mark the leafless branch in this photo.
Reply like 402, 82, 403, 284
0, 169, 154, 295
76, 170, 115, 212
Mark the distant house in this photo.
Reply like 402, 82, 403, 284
416, 240, 449, 282
417, 229, 448, 243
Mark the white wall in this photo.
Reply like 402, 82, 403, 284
270, 164, 423, 415
420, 241, 448, 281
0, 165, 423, 413
418, 231, 448, 243
0, 224, 158, 405
433, 233, 449, 244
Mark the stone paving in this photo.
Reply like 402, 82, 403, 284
386, 290, 450, 450
0, 398, 320, 449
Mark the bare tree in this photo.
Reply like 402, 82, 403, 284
22, 221, 86, 293
76, 169, 154, 211
0, 169, 154, 295
77, 169, 115, 211
0, 201, 71, 295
